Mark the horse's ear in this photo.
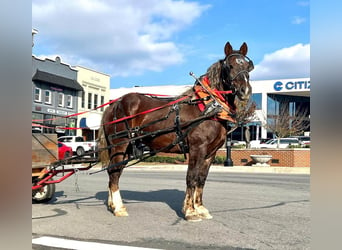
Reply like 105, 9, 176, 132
240, 42, 248, 56
224, 42, 233, 56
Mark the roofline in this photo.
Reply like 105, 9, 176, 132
74, 65, 110, 77
32, 55, 78, 72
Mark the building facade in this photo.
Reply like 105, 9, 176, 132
249, 77, 310, 140
75, 66, 110, 140
32, 55, 83, 136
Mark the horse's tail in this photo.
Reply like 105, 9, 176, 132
98, 106, 111, 167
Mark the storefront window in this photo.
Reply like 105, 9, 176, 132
251, 93, 262, 109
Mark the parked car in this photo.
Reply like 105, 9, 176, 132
249, 138, 273, 148
260, 138, 301, 149
58, 142, 73, 159
289, 136, 310, 145
32, 126, 42, 133
58, 135, 95, 156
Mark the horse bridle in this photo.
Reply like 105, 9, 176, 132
220, 53, 254, 94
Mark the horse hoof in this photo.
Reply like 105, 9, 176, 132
114, 211, 129, 217
199, 213, 213, 220
185, 215, 202, 222
114, 207, 129, 217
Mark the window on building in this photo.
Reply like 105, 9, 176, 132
81, 92, 85, 108
34, 87, 41, 102
94, 94, 98, 109
88, 93, 92, 109
251, 93, 262, 110
58, 93, 64, 107
100, 95, 104, 111
267, 94, 280, 116
66, 95, 73, 108
44, 90, 52, 104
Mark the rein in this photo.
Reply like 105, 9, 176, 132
102, 94, 191, 127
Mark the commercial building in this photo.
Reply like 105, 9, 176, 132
32, 55, 83, 136
32, 29, 110, 139
75, 66, 110, 140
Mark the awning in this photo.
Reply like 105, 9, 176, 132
32, 70, 83, 91
79, 118, 88, 128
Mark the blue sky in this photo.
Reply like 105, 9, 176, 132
32, 0, 310, 88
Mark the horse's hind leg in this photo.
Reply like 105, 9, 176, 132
108, 168, 128, 217
107, 146, 129, 217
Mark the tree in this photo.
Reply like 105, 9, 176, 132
233, 99, 257, 148
263, 105, 310, 148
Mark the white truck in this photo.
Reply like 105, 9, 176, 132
57, 136, 95, 156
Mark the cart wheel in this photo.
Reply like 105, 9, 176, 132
76, 146, 85, 156
32, 183, 56, 203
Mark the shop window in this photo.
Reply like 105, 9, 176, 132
94, 94, 98, 109
100, 95, 104, 111
88, 93, 92, 109
58, 93, 64, 107
251, 93, 262, 109
81, 92, 85, 108
34, 87, 41, 102
44, 90, 52, 104
66, 95, 73, 108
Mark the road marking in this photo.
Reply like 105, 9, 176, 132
32, 236, 161, 250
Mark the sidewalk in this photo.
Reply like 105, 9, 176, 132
124, 163, 310, 174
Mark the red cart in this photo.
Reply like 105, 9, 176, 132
32, 134, 98, 202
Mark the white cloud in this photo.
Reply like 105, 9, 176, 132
32, 0, 210, 77
292, 16, 306, 25
297, 1, 310, 7
250, 43, 310, 80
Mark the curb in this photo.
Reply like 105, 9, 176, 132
125, 164, 310, 174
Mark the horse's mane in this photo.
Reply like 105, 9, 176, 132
206, 61, 222, 90
178, 60, 223, 98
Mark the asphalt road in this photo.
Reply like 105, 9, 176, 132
32, 168, 310, 249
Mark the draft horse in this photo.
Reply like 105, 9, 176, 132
98, 42, 254, 221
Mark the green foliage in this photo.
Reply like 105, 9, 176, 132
212, 156, 226, 164
142, 154, 226, 165
142, 155, 186, 164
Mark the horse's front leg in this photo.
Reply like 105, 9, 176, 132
183, 154, 214, 221
193, 155, 214, 220
194, 159, 215, 219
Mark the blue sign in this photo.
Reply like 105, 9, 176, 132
273, 80, 310, 91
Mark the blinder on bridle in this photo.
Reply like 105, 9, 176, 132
220, 53, 254, 94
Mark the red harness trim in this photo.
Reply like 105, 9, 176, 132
194, 76, 236, 122
32, 94, 191, 130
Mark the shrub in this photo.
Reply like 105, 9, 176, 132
212, 156, 226, 164
142, 154, 229, 165
142, 155, 185, 164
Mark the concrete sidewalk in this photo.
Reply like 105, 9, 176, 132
125, 163, 310, 174
82, 162, 310, 174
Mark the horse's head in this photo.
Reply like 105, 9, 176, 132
220, 42, 254, 102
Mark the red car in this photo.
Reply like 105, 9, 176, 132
58, 142, 73, 159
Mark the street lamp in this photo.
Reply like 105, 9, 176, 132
224, 122, 234, 167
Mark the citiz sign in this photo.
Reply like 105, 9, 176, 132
273, 80, 310, 91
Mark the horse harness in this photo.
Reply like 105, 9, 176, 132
95, 76, 238, 174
